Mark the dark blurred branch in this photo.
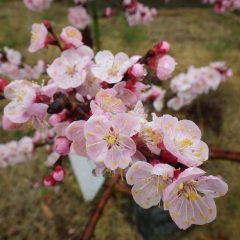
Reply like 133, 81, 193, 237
209, 147, 240, 162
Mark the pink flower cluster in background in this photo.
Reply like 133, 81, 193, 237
0, 47, 45, 80
23, 0, 53, 12
123, 0, 158, 26
203, 0, 240, 13
167, 62, 232, 110
0, 137, 34, 167
68, 6, 91, 30
0, 22, 228, 230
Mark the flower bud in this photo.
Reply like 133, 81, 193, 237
43, 175, 56, 187
156, 55, 176, 81
52, 165, 65, 182
54, 136, 71, 156
0, 78, 8, 92
153, 41, 170, 55
130, 63, 147, 79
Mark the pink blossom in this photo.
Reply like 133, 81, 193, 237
168, 63, 231, 110
163, 167, 228, 229
160, 115, 209, 167
28, 23, 48, 53
68, 6, 91, 30
126, 161, 175, 209
23, 0, 53, 12
47, 49, 91, 89
54, 136, 71, 156
60, 26, 83, 48
90, 88, 126, 116
91, 50, 131, 84
113, 82, 138, 108
141, 85, 166, 112
0, 137, 34, 168
156, 55, 176, 81
84, 113, 138, 170
4, 80, 48, 124
77, 67, 102, 98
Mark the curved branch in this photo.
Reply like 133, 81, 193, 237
80, 175, 120, 240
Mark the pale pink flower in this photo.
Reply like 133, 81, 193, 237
156, 55, 176, 81
66, 120, 87, 157
23, 0, 53, 12
142, 85, 166, 112
113, 82, 138, 108
90, 88, 126, 116
126, 161, 175, 209
163, 167, 228, 229
91, 51, 131, 84
77, 66, 101, 98
84, 113, 137, 170
47, 49, 91, 89
60, 26, 83, 48
4, 80, 48, 124
160, 116, 209, 167
28, 23, 48, 53
68, 6, 91, 30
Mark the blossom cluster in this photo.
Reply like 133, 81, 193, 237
167, 62, 232, 111
203, 0, 240, 13
0, 22, 228, 230
123, 0, 158, 26
0, 47, 45, 80
0, 137, 34, 168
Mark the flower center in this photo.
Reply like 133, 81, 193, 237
31, 33, 38, 43
105, 133, 118, 146
145, 128, 162, 143
180, 138, 193, 148
66, 29, 79, 38
178, 181, 200, 201
66, 65, 76, 76
109, 63, 119, 76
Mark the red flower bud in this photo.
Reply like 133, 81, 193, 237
43, 175, 56, 187
52, 165, 65, 182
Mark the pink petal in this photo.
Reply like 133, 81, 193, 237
196, 175, 228, 198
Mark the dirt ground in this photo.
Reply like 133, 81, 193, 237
0, 1, 240, 239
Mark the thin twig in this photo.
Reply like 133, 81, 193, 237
209, 147, 240, 162
80, 175, 120, 240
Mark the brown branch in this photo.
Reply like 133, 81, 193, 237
209, 147, 240, 162
80, 175, 120, 240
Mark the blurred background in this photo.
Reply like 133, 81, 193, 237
0, 0, 240, 239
